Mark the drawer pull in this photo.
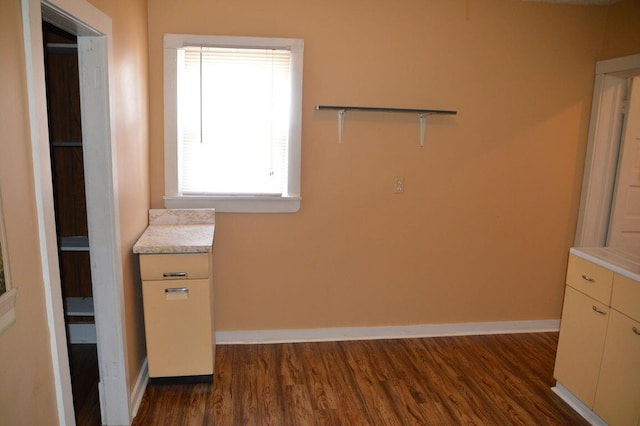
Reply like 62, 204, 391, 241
592, 305, 607, 315
633, 327, 640, 336
165, 287, 188, 294
581, 274, 595, 283
163, 272, 187, 279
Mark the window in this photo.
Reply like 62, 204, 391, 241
164, 34, 304, 213
0, 186, 16, 334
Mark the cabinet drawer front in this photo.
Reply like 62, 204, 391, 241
566, 255, 613, 304
142, 279, 213, 377
140, 253, 209, 280
554, 286, 610, 408
612, 274, 640, 322
593, 310, 640, 426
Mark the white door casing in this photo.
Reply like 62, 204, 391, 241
21, 0, 131, 424
574, 54, 640, 248
607, 76, 640, 247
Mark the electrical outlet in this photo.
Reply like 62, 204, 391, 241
395, 178, 404, 194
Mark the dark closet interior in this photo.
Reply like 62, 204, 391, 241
43, 22, 101, 425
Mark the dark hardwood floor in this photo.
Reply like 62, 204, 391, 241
68, 343, 101, 426
132, 332, 588, 426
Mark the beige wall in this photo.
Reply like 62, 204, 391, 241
87, 0, 150, 394
600, 0, 640, 60
147, 0, 609, 331
0, 1, 59, 424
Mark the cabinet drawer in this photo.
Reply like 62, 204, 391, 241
140, 253, 209, 281
612, 274, 640, 322
566, 255, 613, 304
142, 279, 213, 377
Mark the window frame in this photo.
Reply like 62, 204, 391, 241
163, 34, 304, 213
0, 185, 16, 335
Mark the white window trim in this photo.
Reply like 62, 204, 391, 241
0, 184, 16, 335
0, 288, 17, 335
163, 34, 303, 213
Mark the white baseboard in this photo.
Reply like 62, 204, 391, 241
129, 357, 148, 422
552, 383, 607, 426
215, 319, 560, 345
67, 322, 96, 344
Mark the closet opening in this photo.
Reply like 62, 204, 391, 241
42, 21, 100, 425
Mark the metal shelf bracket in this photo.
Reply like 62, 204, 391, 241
316, 105, 456, 147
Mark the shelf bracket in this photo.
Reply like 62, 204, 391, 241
419, 114, 427, 148
338, 109, 346, 145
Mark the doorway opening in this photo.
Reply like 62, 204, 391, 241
42, 21, 100, 424
22, 0, 131, 424
574, 54, 640, 248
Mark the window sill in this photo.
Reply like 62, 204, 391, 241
0, 288, 17, 335
164, 195, 301, 213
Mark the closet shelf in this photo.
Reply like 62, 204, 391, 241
315, 105, 457, 146
60, 236, 89, 252
46, 43, 78, 54
65, 297, 94, 317
51, 141, 82, 148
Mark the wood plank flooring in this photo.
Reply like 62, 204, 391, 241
68, 343, 101, 426
132, 332, 588, 426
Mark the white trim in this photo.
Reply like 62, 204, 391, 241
0, 288, 17, 335
77, 35, 131, 426
22, 1, 133, 425
164, 195, 301, 213
595, 53, 640, 76
129, 358, 148, 421
67, 323, 96, 344
574, 54, 640, 247
163, 34, 304, 213
21, 1, 75, 423
574, 74, 626, 247
215, 319, 560, 344
552, 383, 607, 426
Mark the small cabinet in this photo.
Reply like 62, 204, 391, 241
554, 286, 610, 407
555, 251, 640, 426
140, 252, 215, 379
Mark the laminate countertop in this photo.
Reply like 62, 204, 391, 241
133, 209, 215, 254
570, 246, 640, 282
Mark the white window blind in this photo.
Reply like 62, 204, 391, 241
177, 46, 292, 195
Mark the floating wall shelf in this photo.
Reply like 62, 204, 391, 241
315, 105, 457, 147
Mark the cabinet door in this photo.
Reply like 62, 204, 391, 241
554, 286, 610, 408
593, 310, 640, 426
142, 278, 213, 377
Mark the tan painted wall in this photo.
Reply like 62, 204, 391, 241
87, 0, 150, 394
600, 0, 640, 60
0, 1, 59, 424
147, 0, 609, 331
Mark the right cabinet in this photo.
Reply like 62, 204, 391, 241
554, 253, 640, 426
592, 274, 640, 426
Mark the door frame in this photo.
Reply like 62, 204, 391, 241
574, 53, 640, 247
21, 0, 130, 424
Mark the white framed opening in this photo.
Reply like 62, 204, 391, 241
21, 0, 131, 424
163, 34, 304, 213
574, 53, 640, 247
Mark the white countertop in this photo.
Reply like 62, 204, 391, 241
133, 209, 215, 254
570, 246, 640, 282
